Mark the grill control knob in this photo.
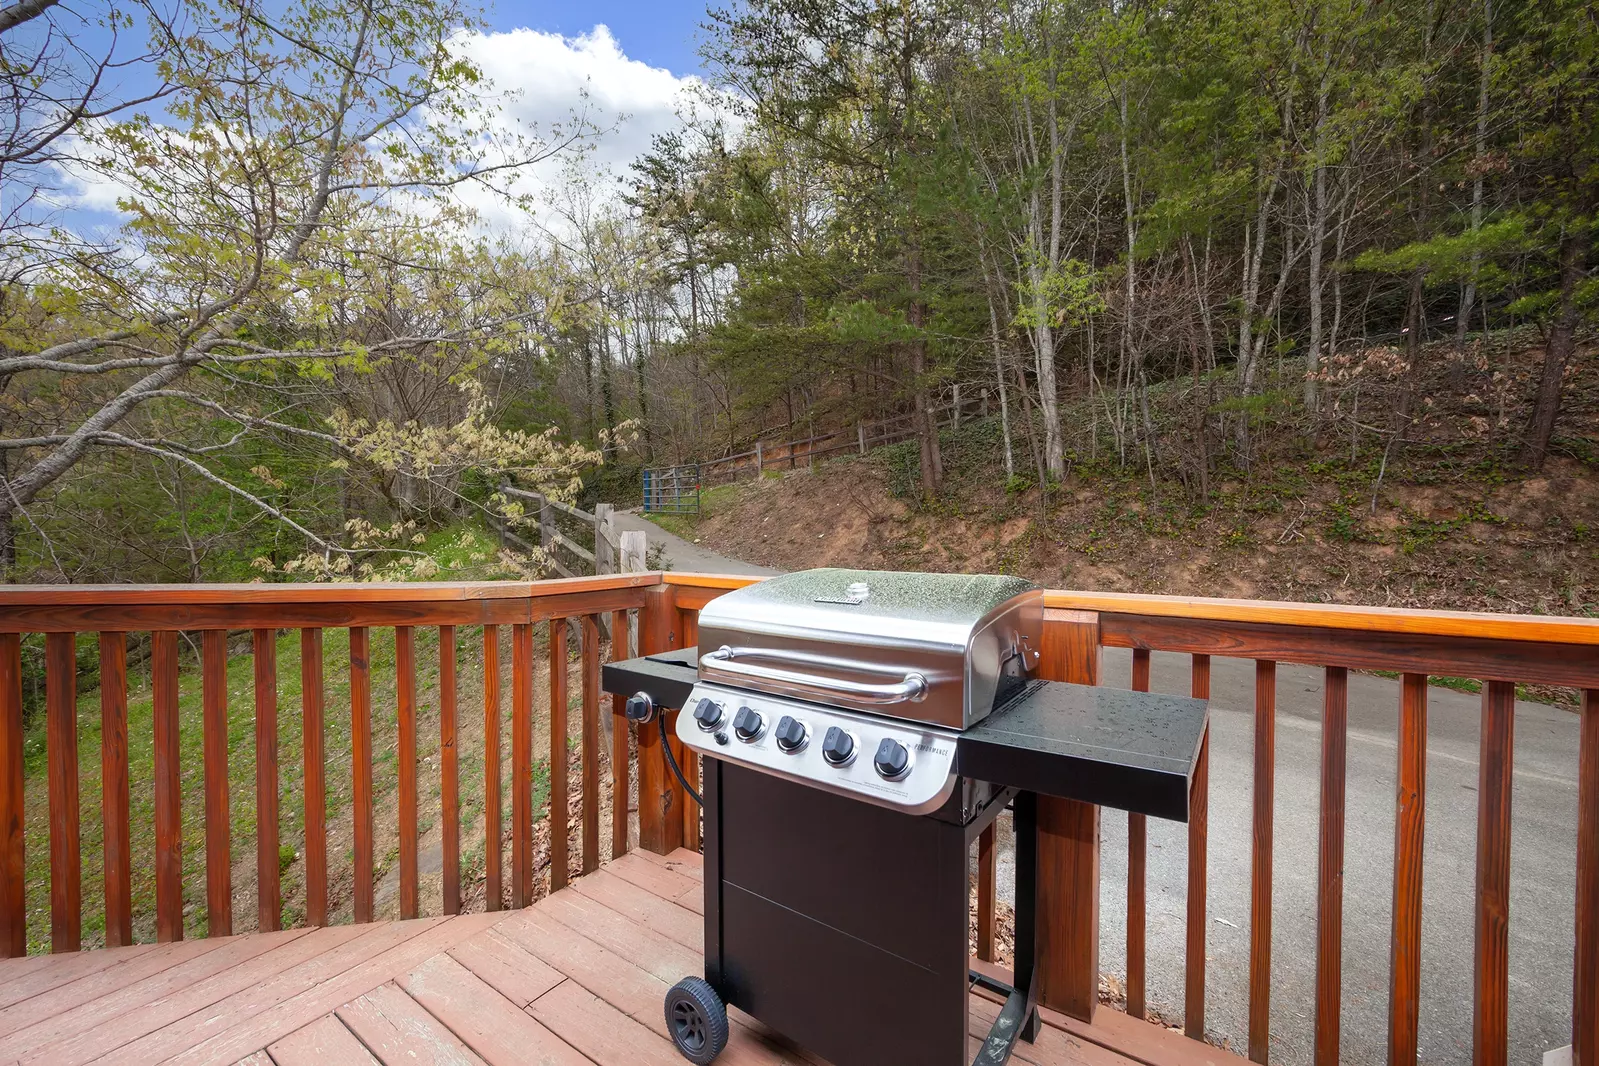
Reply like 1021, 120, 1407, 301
624, 693, 656, 724
733, 706, 764, 741
774, 715, 808, 752
821, 726, 856, 767
692, 698, 723, 731
873, 738, 911, 781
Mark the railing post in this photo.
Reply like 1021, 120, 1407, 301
638, 582, 685, 854
594, 503, 615, 641
857, 423, 866, 455
1037, 608, 1101, 1022
755, 441, 764, 479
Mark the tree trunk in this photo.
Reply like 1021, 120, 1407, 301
907, 244, 942, 502
1457, 0, 1493, 354
1520, 228, 1584, 469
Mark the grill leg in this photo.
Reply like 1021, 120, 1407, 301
971, 791, 1040, 1066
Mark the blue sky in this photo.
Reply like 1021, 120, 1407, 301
34, 0, 724, 235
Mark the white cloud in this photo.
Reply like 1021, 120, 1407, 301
447, 24, 738, 235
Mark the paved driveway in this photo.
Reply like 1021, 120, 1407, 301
1078, 648, 1578, 1066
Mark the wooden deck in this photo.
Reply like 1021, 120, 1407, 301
0, 849, 1235, 1066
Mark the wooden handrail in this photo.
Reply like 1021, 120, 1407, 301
0, 569, 1592, 1066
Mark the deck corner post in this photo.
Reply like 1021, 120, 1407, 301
638, 583, 685, 855
1037, 608, 1102, 1022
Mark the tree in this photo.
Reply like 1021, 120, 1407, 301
0, 0, 594, 573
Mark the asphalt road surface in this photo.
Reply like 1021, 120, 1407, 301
991, 648, 1580, 1066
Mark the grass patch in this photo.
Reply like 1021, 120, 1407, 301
20, 620, 577, 953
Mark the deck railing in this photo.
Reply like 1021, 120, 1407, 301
0, 572, 1594, 1066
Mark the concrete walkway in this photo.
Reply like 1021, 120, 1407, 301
612, 509, 779, 576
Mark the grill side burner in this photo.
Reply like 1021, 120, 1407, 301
603, 569, 1208, 1066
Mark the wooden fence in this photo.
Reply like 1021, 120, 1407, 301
695, 383, 992, 488
0, 573, 1592, 1066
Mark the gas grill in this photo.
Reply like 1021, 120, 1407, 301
603, 568, 1208, 1066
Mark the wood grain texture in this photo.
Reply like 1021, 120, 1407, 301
0, 633, 21, 957
254, 629, 280, 933
637, 584, 683, 856
977, 823, 996, 963
100, 632, 132, 947
1248, 659, 1276, 1065
1047, 587, 1599, 646
482, 626, 501, 911
152, 630, 180, 944
1577, 689, 1598, 1066
1388, 673, 1427, 1066
547, 619, 569, 893
511, 622, 534, 908
0, 599, 539, 634
1036, 609, 1100, 1022
1185, 654, 1210, 1042
1314, 666, 1349, 1066
1127, 648, 1150, 1021
202, 631, 230, 938
0, 574, 658, 633
46, 632, 82, 953
302, 629, 327, 928
1101, 613, 1599, 689
440, 626, 460, 916
581, 615, 601, 875
611, 694, 630, 861
395, 626, 418, 920
350, 626, 374, 924
1473, 680, 1514, 1066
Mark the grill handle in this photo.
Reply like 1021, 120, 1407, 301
699, 645, 928, 704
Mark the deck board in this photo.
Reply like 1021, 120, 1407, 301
0, 848, 1252, 1065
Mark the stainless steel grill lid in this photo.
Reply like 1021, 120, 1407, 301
695, 567, 1042, 729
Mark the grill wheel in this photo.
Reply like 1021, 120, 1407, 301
664, 976, 729, 1063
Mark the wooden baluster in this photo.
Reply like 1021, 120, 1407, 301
483, 625, 501, 910
202, 630, 230, 938
610, 606, 631, 861
638, 585, 684, 855
1248, 659, 1276, 1064
676, 608, 699, 852
581, 615, 601, 875
1186, 654, 1210, 1041
302, 629, 327, 928
1389, 673, 1427, 1066
396, 626, 418, 920
1127, 648, 1150, 1021
1314, 666, 1350, 1066
1576, 688, 1598, 1066
351, 626, 374, 924
440, 625, 460, 916
977, 823, 996, 962
0, 633, 21, 957
547, 620, 569, 892
611, 692, 630, 861
151, 630, 180, 944
1473, 680, 1515, 1066
47, 632, 81, 952
511, 622, 534, 907
101, 633, 132, 947
254, 629, 280, 933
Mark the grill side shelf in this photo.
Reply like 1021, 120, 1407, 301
602, 649, 700, 709
958, 680, 1207, 823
